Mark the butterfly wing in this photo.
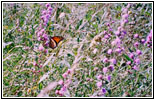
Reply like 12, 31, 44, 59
49, 36, 64, 49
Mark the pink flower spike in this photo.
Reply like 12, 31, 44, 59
96, 81, 102, 88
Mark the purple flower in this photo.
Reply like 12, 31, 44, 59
136, 49, 142, 55
127, 3, 131, 8
33, 61, 37, 66
115, 48, 122, 54
48, 7, 52, 11
134, 42, 140, 48
118, 26, 122, 31
141, 39, 145, 44
145, 30, 152, 47
122, 30, 127, 35
107, 75, 111, 81
129, 53, 134, 59
48, 11, 52, 15
97, 74, 103, 80
103, 57, 108, 63
41, 16, 45, 20
43, 18, 48, 24
46, 14, 50, 19
61, 86, 67, 92
106, 23, 110, 26
96, 81, 102, 88
39, 64, 42, 67
67, 69, 72, 74
126, 61, 131, 65
37, 31, 43, 37
122, 8, 128, 13
103, 67, 108, 74
37, 37, 41, 41
42, 33, 48, 40
39, 44, 44, 51
122, 14, 129, 19
42, 10, 47, 15
43, 23, 47, 26
124, 19, 128, 23
134, 34, 139, 38
58, 80, 64, 85
109, 28, 113, 31
110, 58, 117, 65
62, 73, 68, 78
103, 31, 107, 34
55, 90, 59, 95
45, 3, 51, 8
134, 58, 140, 65
108, 65, 114, 71
111, 37, 121, 46
107, 49, 112, 54
132, 65, 139, 71
115, 31, 120, 36
104, 34, 110, 39
102, 88, 107, 94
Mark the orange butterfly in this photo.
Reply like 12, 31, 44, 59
49, 36, 64, 49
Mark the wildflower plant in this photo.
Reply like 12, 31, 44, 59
3, 3, 152, 97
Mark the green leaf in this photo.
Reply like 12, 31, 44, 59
123, 54, 133, 63
17, 91, 23, 97
39, 83, 43, 90
76, 19, 83, 30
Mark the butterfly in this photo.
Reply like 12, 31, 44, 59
49, 36, 64, 49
